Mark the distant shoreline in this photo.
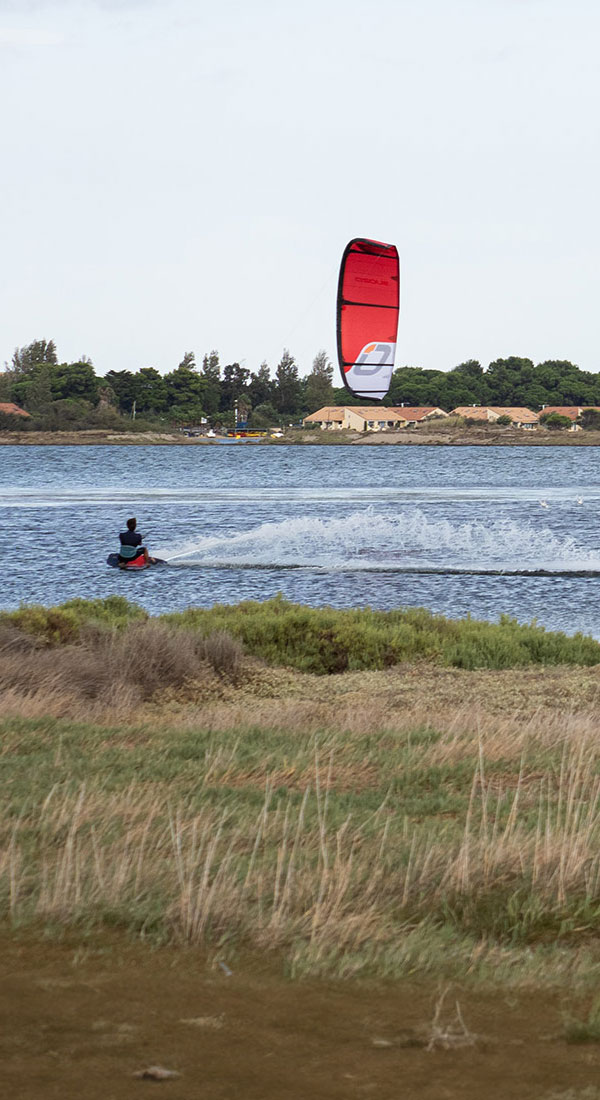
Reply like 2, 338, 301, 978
2, 427, 600, 446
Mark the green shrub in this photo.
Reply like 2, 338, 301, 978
540, 412, 573, 430
5, 596, 599, 671
0, 595, 146, 644
60, 595, 148, 627
1, 605, 81, 645
163, 598, 600, 673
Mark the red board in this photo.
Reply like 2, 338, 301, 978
336, 238, 400, 400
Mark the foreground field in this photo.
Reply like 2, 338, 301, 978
2, 598, 600, 982
3, 599, 600, 1095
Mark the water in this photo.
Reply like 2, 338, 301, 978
1, 443, 600, 636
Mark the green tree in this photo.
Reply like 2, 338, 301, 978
304, 350, 334, 411
201, 350, 220, 381
387, 367, 434, 406
104, 370, 138, 414
274, 349, 302, 417
535, 361, 598, 406
452, 359, 484, 383
45, 398, 94, 430
388, 363, 486, 410
248, 362, 274, 409
11, 338, 57, 374
24, 365, 53, 414
134, 367, 168, 415
250, 402, 279, 428
199, 350, 221, 417
51, 361, 99, 404
486, 357, 535, 405
0, 373, 12, 401
164, 359, 206, 423
579, 408, 600, 430
219, 362, 251, 413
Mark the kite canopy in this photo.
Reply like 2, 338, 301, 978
336, 238, 400, 400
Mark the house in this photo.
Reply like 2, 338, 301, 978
388, 406, 448, 426
452, 406, 497, 422
539, 406, 600, 431
0, 402, 30, 418
303, 405, 448, 432
451, 406, 539, 429
303, 406, 407, 432
492, 407, 539, 429
303, 407, 346, 429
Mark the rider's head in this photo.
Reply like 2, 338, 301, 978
126, 517, 137, 531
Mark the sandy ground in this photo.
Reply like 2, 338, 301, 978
3, 931, 600, 1100
0, 430, 216, 446
350, 427, 600, 447
2, 427, 600, 446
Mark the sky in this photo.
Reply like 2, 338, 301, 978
0, 0, 598, 380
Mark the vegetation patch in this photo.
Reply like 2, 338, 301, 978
3, 596, 599, 673
165, 597, 600, 672
1, 598, 600, 987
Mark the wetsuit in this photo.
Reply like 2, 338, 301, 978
118, 530, 146, 563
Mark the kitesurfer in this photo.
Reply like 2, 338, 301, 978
118, 517, 156, 566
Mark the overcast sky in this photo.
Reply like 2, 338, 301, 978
0, 0, 598, 380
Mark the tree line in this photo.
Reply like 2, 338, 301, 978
1, 341, 599, 431
0, 340, 337, 431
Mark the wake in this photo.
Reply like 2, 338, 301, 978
156, 509, 600, 574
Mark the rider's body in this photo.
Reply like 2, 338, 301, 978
118, 517, 155, 565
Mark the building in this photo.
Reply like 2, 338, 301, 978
303, 406, 346, 429
451, 406, 539, 429
0, 402, 30, 418
388, 406, 448, 426
303, 406, 405, 431
303, 406, 447, 432
539, 406, 600, 431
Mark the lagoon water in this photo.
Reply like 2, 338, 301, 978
1, 443, 600, 637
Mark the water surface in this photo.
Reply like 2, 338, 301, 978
1, 444, 599, 636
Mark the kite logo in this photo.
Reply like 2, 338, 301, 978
352, 341, 396, 375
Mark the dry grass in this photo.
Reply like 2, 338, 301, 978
3, 617, 600, 985
4, 722, 600, 983
0, 620, 244, 720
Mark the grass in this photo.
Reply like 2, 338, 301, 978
4, 716, 600, 983
2, 597, 600, 986
0, 605, 244, 718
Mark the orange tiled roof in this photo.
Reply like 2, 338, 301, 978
389, 406, 447, 421
452, 406, 538, 423
452, 406, 493, 420
347, 407, 411, 419
303, 406, 345, 421
304, 406, 408, 422
0, 402, 30, 418
492, 407, 539, 423
539, 406, 600, 421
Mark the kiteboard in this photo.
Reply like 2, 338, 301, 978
106, 554, 166, 571
337, 238, 400, 400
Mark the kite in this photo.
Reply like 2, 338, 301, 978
336, 237, 400, 400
